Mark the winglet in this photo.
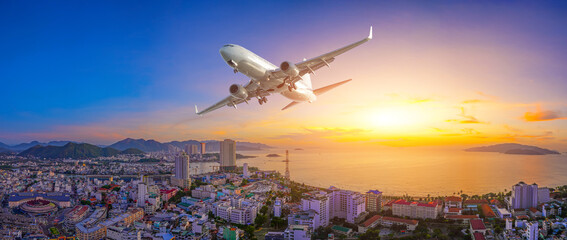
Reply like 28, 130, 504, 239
195, 105, 200, 115
368, 26, 373, 40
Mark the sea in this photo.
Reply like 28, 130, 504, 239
190, 148, 567, 197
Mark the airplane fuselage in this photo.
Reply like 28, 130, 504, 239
219, 44, 316, 103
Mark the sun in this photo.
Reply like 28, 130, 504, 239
370, 107, 414, 128
362, 103, 439, 133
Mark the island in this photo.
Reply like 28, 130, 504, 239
294, 148, 304, 150
266, 154, 281, 157
464, 143, 560, 155
236, 154, 257, 159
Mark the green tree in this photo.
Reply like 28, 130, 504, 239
359, 229, 380, 240
244, 225, 255, 239
255, 214, 267, 227
260, 205, 269, 215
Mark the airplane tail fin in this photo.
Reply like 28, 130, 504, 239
281, 79, 352, 111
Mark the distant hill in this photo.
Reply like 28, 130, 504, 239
0, 140, 77, 152
3, 138, 271, 154
18, 142, 144, 159
121, 148, 145, 155
166, 140, 202, 150
465, 143, 560, 155
108, 138, 171, 152
0, 147, 13, 153
11, 141, 44, 151
0, 142, 10, 149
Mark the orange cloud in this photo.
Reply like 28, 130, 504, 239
523, 108, 567, 122
462, 99, 484, 104
447, 107, 485, 124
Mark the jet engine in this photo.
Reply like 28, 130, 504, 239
229, 84, 248, 99
280, 61, 299, 77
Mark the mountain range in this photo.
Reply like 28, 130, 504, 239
0, 140, 76, 152
108, 138, 271, 152
18, 142, 144, 159
0, 138, 271, 153
464, 143, 560, 155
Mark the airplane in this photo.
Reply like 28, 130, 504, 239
195, 26, 373, 115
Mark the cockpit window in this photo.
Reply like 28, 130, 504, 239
223, 44, 235, 47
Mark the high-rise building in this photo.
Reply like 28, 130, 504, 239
173, 152, 191, 188
300, 188, 368, 226
526, 222, 538, 240
220, 139, 236, 171
510, 182, 538, 209
243, 163, 249, 179
392, 199, 441, 219
284, 225, 311, 240
366, 190, 382, 212
200, 142, 206, 155
137, 183, 147, 207
185, 144, 199, 155
328, 187, 366, 224
301, 191, 331, 227
538, 187, 550, 203
274, 198, 282, 217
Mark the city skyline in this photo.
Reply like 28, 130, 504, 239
2, 2, 567, 151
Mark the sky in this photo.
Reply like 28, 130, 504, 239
1, 1, 567, 150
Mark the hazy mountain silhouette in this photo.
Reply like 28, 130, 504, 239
465, 143, 559, 155
18, 142, 144, 159
108, 138, 271, 152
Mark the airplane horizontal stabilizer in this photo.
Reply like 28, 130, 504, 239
281, 79, 352, 111
313, 79, 352, 96
281, 101, 300, 111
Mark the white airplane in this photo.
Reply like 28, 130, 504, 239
195, 26, 373, 115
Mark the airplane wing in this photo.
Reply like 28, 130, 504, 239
195, 81, 270, 115
270, 26, 372, 81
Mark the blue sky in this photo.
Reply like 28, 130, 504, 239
2, 1, 567, 148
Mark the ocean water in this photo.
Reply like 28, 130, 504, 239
207, 148, 567, 197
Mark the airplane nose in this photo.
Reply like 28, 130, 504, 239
219, 47, 229, 60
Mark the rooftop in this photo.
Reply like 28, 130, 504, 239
331, 225, 351, 233
445, 196, 462, 202
392, 199, 438, 207
446, 215, 479, 219
361, 215, 382, 227
381, 216, 419, 225
473, 232, 486, 240
448, 208, 463, 213
470, 219, 486, 230
481, 204, 496, 218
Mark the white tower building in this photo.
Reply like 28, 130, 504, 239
526, 222, 538, 240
